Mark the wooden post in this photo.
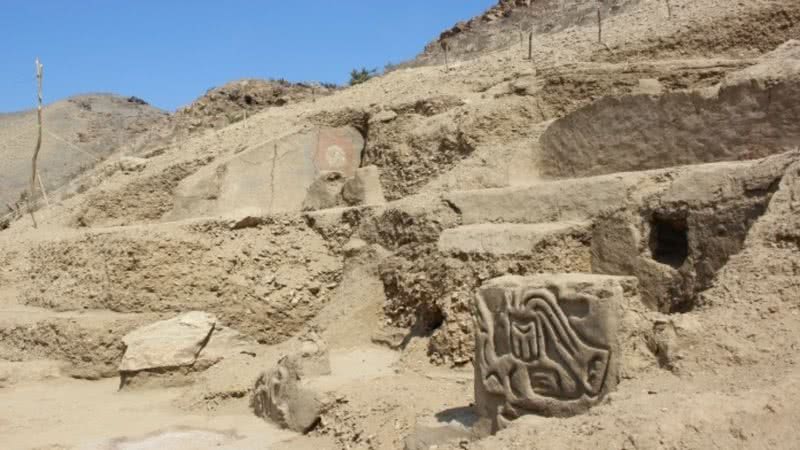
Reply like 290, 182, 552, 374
665, 0, 673, 19
528, 31, 533, 61
596, 4, 603, 44
441, 41, 450, 72
29, 58, 43, 228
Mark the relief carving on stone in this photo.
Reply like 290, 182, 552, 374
474, 277, 618, 429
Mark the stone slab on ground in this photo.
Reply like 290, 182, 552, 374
251, 334, 333, 433
252, 342, 397, 434
474, 274, 637, 432
438, 221, 591, 255
120, 311, 216, 373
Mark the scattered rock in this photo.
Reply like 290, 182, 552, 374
118, 156, 148, 173
343, 238, 369, 256
302, 171, 346, 211
228, 212, 264, 230
633, 78, 665, 95
251, 333, 332, 433
341, 165, 387, 206
369, 109, 398, 124
371, 326, 408, 350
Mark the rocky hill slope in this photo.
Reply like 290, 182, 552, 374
0, 94, 165, 210
0, 79, 334, 226
406, 0, 643, 67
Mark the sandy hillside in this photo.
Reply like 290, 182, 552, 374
0, 94, 166, 210
1, 0, 800, 449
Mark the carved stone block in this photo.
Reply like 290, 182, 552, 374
473, 274, 632, 431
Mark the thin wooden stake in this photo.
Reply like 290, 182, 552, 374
29, 58, 43, 228
597, 4, 603, 44
528, 31, 533, 61
441, 41, 450, 72
665, 0, 673, 19
37, 170, 50, 207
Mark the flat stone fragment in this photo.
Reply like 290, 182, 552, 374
438, 221, 590, 256
473, 274, 633, 432
302, 171, 346, 211
119, 311, 216, 372
341, 165, 386, 206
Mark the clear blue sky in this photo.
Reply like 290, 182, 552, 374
1, 0, 495, 113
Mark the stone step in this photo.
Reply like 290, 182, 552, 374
444, 172, 645, 225
0, 305, 159, 379
443, 155, 792, 225
438, 221, 592, 256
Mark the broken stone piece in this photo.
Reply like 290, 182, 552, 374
251, 333, 332, 432
294, 332, 332, 378
341, 165, 386, 206
251, 356, 328, 433
633, 78, 664, 96
369, 109, 398, 124
302, 171, 346, 211
371, 326, 408, 350
119, 311, 216, 373
118, 156, 148, 172
473, 274, 632, 432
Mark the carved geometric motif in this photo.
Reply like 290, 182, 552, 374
473, 275, 623, 431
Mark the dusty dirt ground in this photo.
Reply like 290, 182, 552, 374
1, 0, 800, 449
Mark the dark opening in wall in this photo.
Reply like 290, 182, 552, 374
650, 214, 689, 268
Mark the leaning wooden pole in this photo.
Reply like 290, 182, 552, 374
29, 58, 44, 228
